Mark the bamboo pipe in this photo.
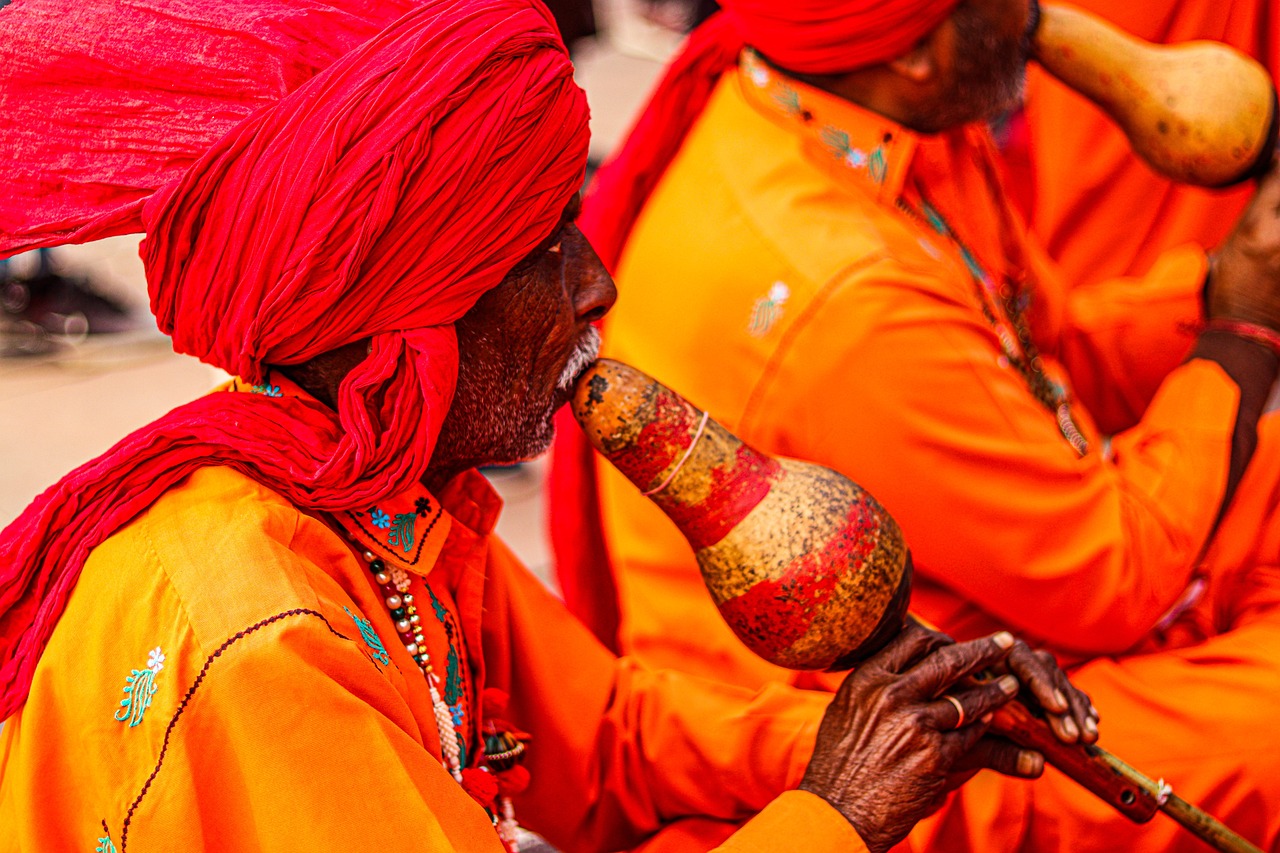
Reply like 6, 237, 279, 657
572, 358, 1263, 853
1033, 3, 1277, 187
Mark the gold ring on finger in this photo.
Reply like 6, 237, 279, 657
943, 694, 966, 729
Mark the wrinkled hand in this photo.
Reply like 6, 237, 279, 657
992, 639, 1098, 745
1209, 161, 1280, 329
800, 621, 1040, 853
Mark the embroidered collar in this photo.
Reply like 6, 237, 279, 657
225, 371, 509, 578
737, 48, 919, 205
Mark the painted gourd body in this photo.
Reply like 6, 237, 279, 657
572, 359, 909, 670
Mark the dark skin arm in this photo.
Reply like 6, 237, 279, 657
802, 621, 1096, 853
1197, 162, 1280, 517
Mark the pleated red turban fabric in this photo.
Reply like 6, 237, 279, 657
0, 0, 590, 719
727, 0, 961, 76
551, 0, 956, 646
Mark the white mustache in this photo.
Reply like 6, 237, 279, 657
557, 326, 601, 391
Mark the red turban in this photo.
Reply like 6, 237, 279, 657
579, 0, 959, 272
0, 0, 589, 719
726, 0, 962, 76
550, 0, 955, 646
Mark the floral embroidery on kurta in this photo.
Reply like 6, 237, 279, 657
354, 496, 446, 562
388, 513, 417, 553
427, 585, 470, 766
114, 647, 164, 728
868, 147, 888, 184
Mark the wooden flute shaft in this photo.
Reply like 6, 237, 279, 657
990, 702, 1159, 823
993, 703, 1262, 853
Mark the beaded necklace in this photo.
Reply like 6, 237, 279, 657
352, 543, 522, 850
247, 375, 522, 845
895, 191, 1090, 456
360, 548, 468, 778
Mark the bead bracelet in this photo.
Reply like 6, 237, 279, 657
1205, 318, 1280, 358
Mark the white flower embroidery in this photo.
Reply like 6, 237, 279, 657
116, 647, 165, 728
845, 149, 868, 168
749, 65, 770, 88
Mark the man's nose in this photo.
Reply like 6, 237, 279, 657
567, 226, 617, 323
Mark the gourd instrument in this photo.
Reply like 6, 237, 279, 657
573, 359, 1262, 853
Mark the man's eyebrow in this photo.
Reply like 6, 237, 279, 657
513, 217, 570, 271
513, 194, 581, 270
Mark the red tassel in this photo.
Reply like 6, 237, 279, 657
495, 764, 530, 797
483, 687, 511, 717
460, 767, 499, 811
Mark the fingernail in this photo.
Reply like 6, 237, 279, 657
1090, 702, 1100, 719
993, 631, 1015, 649
981, 712, 993, 724
1084, 717, 1098, 736
1053, 689, 1068, 710
1018, 750, 1043, 776
1062, 716, 1080, 739
998, 674, 1019, 694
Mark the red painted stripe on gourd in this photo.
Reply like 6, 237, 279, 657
715, 503, 881, 661
664, 445, 780, 550
604, 393, 696, 488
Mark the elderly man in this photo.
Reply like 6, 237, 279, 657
0, 0, 1095, 851
552, 0, 1280, 849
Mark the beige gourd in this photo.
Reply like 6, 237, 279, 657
572, 359, 1262, 852
1034, 3, 1277, 187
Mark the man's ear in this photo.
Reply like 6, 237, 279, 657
886, 39, 937, 84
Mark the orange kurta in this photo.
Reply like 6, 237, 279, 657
0, 377, 863, 853
586, 55, 1280, 850
1017, 0, 1279, 287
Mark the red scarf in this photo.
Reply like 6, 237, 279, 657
0, 0, 589, 720
550, 0, 957, 648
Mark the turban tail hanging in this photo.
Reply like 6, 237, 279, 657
0, 0, 590, 719
551, 0, 957, 648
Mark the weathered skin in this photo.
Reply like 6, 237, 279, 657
1034, 3, 1277, 187
572, 359, 908, 670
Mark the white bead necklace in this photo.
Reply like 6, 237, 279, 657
360, 548, 464, 781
